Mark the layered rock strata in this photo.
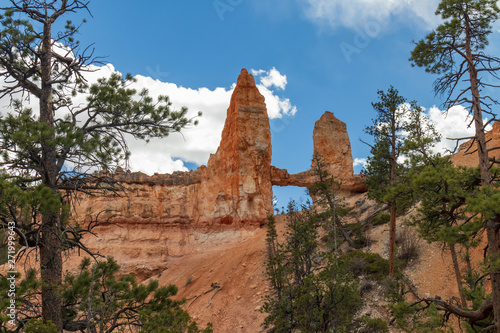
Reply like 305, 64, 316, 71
270, 112, 366, 193
452, 121, 500, 167
199, 69, 273, 225
75, 69, 273, 231
74, 69, 365, 239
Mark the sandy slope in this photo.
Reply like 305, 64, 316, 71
3, 197, 486, 333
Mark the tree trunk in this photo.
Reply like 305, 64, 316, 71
465, 17, 500, 332
39, 19, 64, 332
325, 191, 357, 249
389, 110, 397, 276
450, 243, 467, 307
333, 210, 358, 249
40, 213, 63, 332
388, 204, 396, 276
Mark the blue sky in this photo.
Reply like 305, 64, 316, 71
40, 0, 500, 205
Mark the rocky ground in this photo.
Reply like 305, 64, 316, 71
165, 193, 487, 332
3, 193, 486, 332
128, 193, 481, 332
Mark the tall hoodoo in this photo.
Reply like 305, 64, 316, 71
202, 68, 273, 224
70, 69, 367, 259
74, 69, 366, 235
312, 111, 354, 180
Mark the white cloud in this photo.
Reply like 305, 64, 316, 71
357, 104, 492, 167
125, 67, 297, 172
127, 151, 189, 174
253, 67, 288, 90
426, 105, 493, 155
252, 68, 298, 118
427, 105, 475, 154
0, 65, 297, 176
353, 158, 367, 168
300, 0, 441, 31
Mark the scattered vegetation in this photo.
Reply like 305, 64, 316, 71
345, 222, 370, 248
358, 317, 389, 333
395, 227, 421, 267
24, 319, 58, 333
263, 158, 391, 332
342, 250, 389, 282
372, 213, 390, 226
263, 205, 363, 333
0, 258, 212, 333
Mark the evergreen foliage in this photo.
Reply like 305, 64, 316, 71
410, 0, 500, 330
25, 319, 58, 333
262, 203, 362, 333
308, 153, 357, 250
0, 258, 212, 333
0, 1, 199, 329
409, 0, 500, 112
363, 87, 439, 275
341, 250, 389, 282
408, 160, 482, 247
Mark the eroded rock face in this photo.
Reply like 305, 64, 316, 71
74, 69, 274, 233
199, 68, 273, 225
74, 70, 365, 242
452, 121, 500, 167
312, 111, 354, 180
271, 111, 366, 193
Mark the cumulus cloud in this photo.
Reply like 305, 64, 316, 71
355, 104, 492, 170
253, 67, 288, 90
426, 105, 493, 155
252, 68, 298, 118
125, 67, 297, 173
300, 0, 440, 31
353, 158, 367, 168
0, 65, 297, 175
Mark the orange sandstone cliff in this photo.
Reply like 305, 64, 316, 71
65, 69, 367, 332
74, 69, 364, 236
452, 120, 500, 167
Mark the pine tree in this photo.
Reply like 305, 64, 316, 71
409, 159, 483, 309
0, 2, 198, 330
308, 153, 357, 250
410, 0, 500, 330
0, 258, 213, 332
363, 87, 416, 276
262, 203, 361, 333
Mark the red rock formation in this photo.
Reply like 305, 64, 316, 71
74, 69, 274, 234
271, 111, 366, 193
452, 121, 500, 167
74, 70, 366, 243
200, 69, 273, 225
312, 111, 354, 180
270, 167, 311, 187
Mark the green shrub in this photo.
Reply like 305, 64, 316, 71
358, 317, 389, 333
25, 319, 57, 333
342, 251, 389, 281
372, 213, 390, 226
346, 223, 370, 248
